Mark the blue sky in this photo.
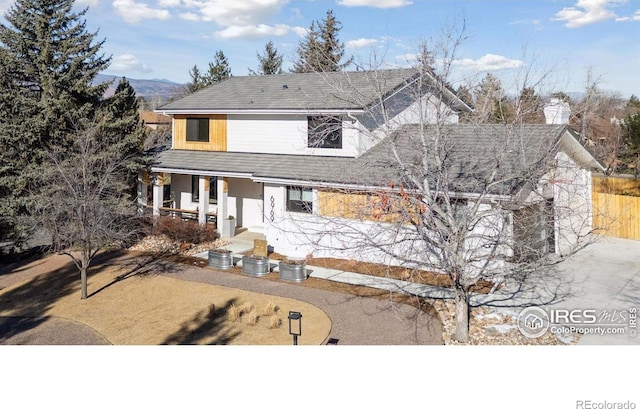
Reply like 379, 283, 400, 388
1, 0, 639, 97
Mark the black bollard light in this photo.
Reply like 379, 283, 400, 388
288, 311, 302, 345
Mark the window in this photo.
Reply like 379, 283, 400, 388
186, 118, 209, 142
308, 116, 342, 149
191, 175, 217, 204
287, 186, 313, 213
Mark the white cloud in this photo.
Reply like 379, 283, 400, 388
158, 0, 180, 6
196, 0, 289, 26
346, 38, 379, 48
452, 54, 524, 71
214, 24, 301, 39
553, 0, 627, 28
616, 9, 640, 21
110, 54, 153, 73
338, 0, 412, 8
75, 0, 100, 6
112, 0, 171, 23
180, 12, 200, 21
291, 26, 307, 37
394, 53, 418, 65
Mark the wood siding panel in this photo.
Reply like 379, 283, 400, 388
317, 189, 419, 223
592, 175, 640, 195
173, 115, 227, 151
592, 192, 640, 240
591, 175, 640, 240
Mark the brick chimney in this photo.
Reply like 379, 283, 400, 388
544, 98, 571, 124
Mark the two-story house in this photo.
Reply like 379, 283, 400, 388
147, 69, 602, 262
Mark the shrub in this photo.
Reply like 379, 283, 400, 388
239, 303, 253, 316
153, 216, 216, 244
245, 310, 258, 326
267, 315, 282, 329
262, 301, 279, 316
227, 304, 240, 322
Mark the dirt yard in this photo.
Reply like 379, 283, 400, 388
0, 252, 331, 345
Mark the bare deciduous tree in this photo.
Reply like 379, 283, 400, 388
275, 28, 600, 342
31, 119, 140, 299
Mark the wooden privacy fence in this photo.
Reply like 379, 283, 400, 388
592, 175, 640, 240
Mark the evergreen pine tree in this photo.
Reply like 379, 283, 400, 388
101, 77, 147, 199
249, 41, 284, 75
292, 10, 351, 73
203, 50, 232, 86
472, 73, 510, 124
186, 64, 204, 94
318, 10, 352, 72
292, 21, 320, 73
0, 0, 110, 242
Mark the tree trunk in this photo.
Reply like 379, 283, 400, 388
453, 283, 470, 343
80, 253, 89, 300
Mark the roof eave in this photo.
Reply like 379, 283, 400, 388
560, 128, 606, 171
155, 108, 367, 116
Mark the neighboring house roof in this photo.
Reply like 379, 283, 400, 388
157, 69, 472, 113
140, 111, 171, 125
152, 124, 603, 198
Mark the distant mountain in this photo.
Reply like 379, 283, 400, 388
95, 74, 185, 103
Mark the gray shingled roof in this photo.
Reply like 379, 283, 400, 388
152, 124, 588, 196
159, 69, 446, 112
363, 124, 568, 195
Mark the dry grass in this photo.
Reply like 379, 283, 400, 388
268, 315, 282, 329
244, 310, 258, 326
0, 253, 331, 345
239, 303, 253, 316
227, 304, 240, 322
262, 301, 278, 316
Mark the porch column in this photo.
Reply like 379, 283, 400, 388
152, 173, 164, 217
218, 177, 230, 237
137, 171, 148, 215
198, 175, 210, 226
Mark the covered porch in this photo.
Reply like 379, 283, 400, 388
138, 170, 265, 238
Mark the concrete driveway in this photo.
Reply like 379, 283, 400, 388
477, 236, 640, 345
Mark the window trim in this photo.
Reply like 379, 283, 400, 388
191, 175, 217, 204
286, 186, 313, 214
186, 118, 209, 142
307, 115, 342, 149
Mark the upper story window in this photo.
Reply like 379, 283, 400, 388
286, 186, 313, 213
186, 118, 209, 142
308, 116, 342, 149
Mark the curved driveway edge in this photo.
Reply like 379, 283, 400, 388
0, 316, 110, 345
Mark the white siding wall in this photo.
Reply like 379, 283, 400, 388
227, 178, 264, 230
264, 184, 510, 271
226, 114, 359, 157
224, 98, 459, 159
171, 174, 193, 210
390, 94, 459, 126
552, 151, 593, 255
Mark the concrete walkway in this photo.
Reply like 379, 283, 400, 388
213, 234, 640, 345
